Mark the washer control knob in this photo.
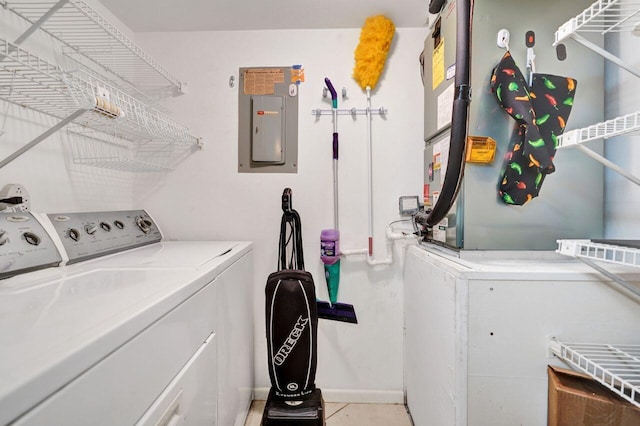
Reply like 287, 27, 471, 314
135, 216, 153, 234
23, 232, 41, 246
114, 220, 124, 230
68, 228, 80, 242
0, 230, 8, 246
100, 222, 111, 232
85, 224, 97, 235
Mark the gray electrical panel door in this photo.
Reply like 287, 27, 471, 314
238, 66, 299, 173
251, 95, 285, 164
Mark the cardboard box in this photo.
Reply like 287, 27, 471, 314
548, 365, 640, 426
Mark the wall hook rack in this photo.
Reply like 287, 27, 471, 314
311, 107, 388, 117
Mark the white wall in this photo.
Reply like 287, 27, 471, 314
603, 20, 640, 238
134, 28, 426, 401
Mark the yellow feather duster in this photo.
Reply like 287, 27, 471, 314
353, 15, 395, 91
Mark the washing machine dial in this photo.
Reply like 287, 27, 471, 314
114, 220, 124, 230
68, 228, 80, 242
100, 222, 111, 232
135, 216, 153, 234
85, 224, 97, 235
0, 230, 8, 246
23, 232, 41, 246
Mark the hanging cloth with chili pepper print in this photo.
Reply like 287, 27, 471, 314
490, 51, 577, 205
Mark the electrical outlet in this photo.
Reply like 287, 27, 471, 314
0, 184, 30, 212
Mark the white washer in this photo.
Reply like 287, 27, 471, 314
0, 210, 253, 426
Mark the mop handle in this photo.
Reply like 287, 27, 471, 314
324, 78, 338, 108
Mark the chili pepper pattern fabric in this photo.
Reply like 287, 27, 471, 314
490, 51, 577, 205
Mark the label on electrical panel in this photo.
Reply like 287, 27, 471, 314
433, 217, 448, 243
244, 68, 284, 95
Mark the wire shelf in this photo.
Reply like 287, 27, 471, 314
557, 239, 640, 268
557, 111, 640, 147
0, 37, 199, 171
0, 37, 197, 145
554, 0, 640, 78
67, 130, 189, 173
555, 0, 640, 42
550, 340, 640, 408
4, 0, 185, 94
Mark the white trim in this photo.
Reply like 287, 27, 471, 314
253, 388, 405, 404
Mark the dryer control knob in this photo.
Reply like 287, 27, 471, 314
23, 232, 41, 246
135, 216, 153, 234
0, 230, 8, 246
85, 224, 97, 235
68, 228, 80, 242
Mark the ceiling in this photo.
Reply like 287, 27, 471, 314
97, 0, 430, 32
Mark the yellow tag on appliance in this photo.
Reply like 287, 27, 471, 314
466, 136, 496, 164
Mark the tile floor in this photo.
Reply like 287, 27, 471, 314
244, 400, 413, 426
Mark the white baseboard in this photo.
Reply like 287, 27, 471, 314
253, 388, 404, 404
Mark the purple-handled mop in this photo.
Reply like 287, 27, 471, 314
316, 78, 357, 324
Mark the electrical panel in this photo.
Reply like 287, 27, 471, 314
238, 67, 300, 173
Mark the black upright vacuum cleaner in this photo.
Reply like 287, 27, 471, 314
262, 188, 325, 426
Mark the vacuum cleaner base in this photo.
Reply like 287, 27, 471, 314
261, 388, 325, 426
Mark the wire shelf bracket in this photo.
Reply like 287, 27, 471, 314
550, 339, 640, 408
554, 0, 640, 78
0, 107, 88, 169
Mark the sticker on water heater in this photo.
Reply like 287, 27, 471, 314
432, 39, 445, 90
433, 217, 448, 243
437, 83, 455, 130
423, 184, 430, 206
446, 64, 456, 80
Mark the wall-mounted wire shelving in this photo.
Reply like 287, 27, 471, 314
549, 340, 640, 408
552, 0, 640, 404
557, 111, 640, 185
557, 239, 640, 268
554, 0, 640, 186
555, 238, 640, 401
3, 0, 186, 95
554, 0, 640, 78
0, 37, 200, 172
